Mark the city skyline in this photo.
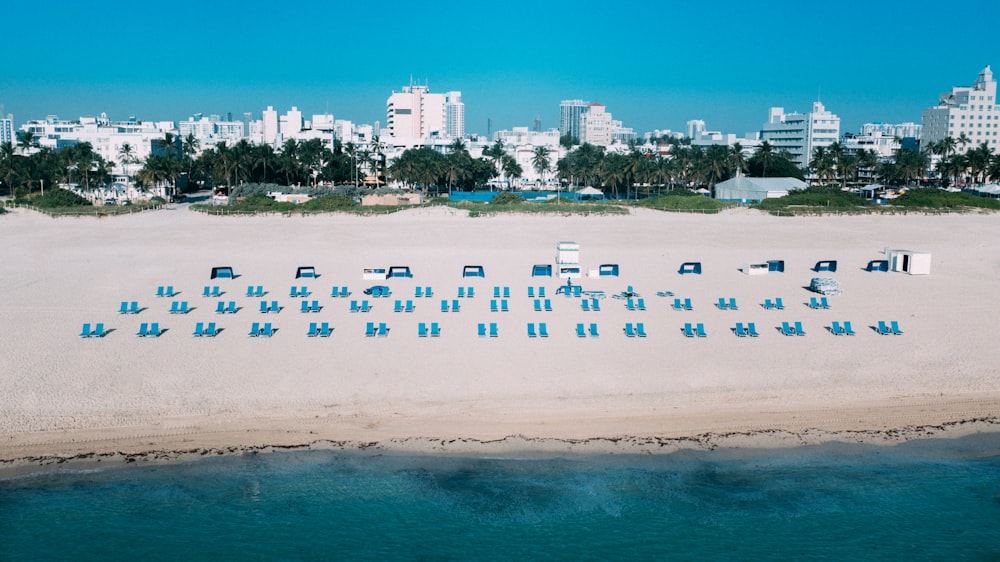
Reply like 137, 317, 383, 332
3, 0, 1000, 136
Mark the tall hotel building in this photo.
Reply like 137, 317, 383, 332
760, 102, 840, 168
921, 66, 998, 153
559, 99, 589, 143
386, 85, 464, 143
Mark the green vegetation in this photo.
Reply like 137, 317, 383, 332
891, 188, 1000, 210
489, 192, 524, 205
18, 189, 92, 208
444, 197, 629, 217
754, 187, 872, 213
631, 193, 733, 213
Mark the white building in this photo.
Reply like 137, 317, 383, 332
386, 84, 462, 146
761, 101, 840, 167
262, 106, 279, 146
578, 103, 636, 147
921, 65, 999, 154
0, 115, 14, 146
841, 123, 921, 158
279, 106, 303, 139
178, 116, 245, 149
18, 113, 177, 173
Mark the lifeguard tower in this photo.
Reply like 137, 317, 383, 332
556, 241, 581, 279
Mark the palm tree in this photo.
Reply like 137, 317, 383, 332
16, 131, 36, 156
501, 154, 523, 188
0, 141, 17, 197
483, 139, 507, 181
755, 141, 776, 177
704, 145, 730, 191
531, 146, 551, 186
827, 142, 845, 187
957, 133, 971, 154
809, 146, 835, 184
729, 143, 747, 177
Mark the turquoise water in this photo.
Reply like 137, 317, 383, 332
2, 439, 1000, 560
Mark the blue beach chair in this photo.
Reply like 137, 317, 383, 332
591, 299, 601, 312
576, 323, 586, 338
489, 323, 498, 338
747, 323, 760, 338
192, 322, 204, 337
624, 323, 636, 337
318, 323, 332, 337
204, 322, 218, 337
307, 322, 319, 337
589, 323, 599, 337
248, 322, 260, 337
378, 322, 389, 337
539, 323, 549, 338
118, 301, 129, 314
682, 323, 695, 338
418, 323, 428, 337
890, 321, 904, 335
478, 323, 487, 337
636, 323, 647, 338
780, 321, 795, 336
501, 300, 509, 313
695, 323, 707, 338
527, 323, 537, 338
148, 323, 161, 337
430, 323, 440, 337
136, 323, 149, 337
260, 323, 274, 337
794, 321, 806, 336
365, 322, 376, 337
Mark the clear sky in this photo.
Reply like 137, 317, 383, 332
3, 0, 999, 137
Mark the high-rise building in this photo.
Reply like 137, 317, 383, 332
445, 91, 464, 138
279, 106, 303, 138
760, 101, 840, 168
262, 106, 279, 146
386, 84, 461, 144
0, 114, 14, 146
580, 103, 612, 146
559, 99, 589, 142
921, 65, 998, 154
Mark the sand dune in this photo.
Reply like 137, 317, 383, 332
1, 205, 998, 461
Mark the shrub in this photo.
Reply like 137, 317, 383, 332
301, 195, 355, 211
490, 192, 524, 205
19, 188, 92, 208
890, 188, 1000, 210
754, 187, 871, 211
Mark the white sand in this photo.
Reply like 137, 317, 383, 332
1, 205, 999, 462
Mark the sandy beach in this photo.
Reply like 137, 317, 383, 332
1, 205, 999, 469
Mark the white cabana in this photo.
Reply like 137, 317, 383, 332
714, 176, 807, 202
885, 249, 931, 275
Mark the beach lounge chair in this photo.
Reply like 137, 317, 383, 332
90, 323, 106, 337
118, 301, 129, 314
830, 321, 843, 335
682, 323, 695, 338
331, 287, 339, 297
204, 322, 218, 337
418, 323, 428, 337
503, 287, 510, 299
655, 291, 675, 297
808, 297, 820, 309
254, 286, 264, 297
405, 300, 414, 313
493, 286, 501, 298
290, 287, 299, 298
137, 323, 149, 337
820, 297, 830, 309
301, 301, 310, 313
394, 300, 403, 313
762, 299, 775, 310
538, 287, 546, 297
684, 298, 693, 311
527, 323, 537, 338
270, 300, 280, 313
415, 286, 423, 298
624, 323, 636, 337
156, 286, 166, 298
478, 323, 487, 337
226, 301, 237, 314
339, 286, 349, 298
794, 321, 806, 336
672, 298, 684, 311
490, 299, 498, 312
717, 298, 728, 310
170, 301, 180, 314
890, 320, 904, 335
430, 323, 440, 337
581, 300, 590, 312
424, 286, 433, 298
193, 322, 204, 337
309, 301, 321, 313
451, 299, 460, 312
589, 323, 599, 337
637, 298, 647, 311
211, 286, 221, 297
468, 287, 475, 298
260, 301, 270, 314
216, 301, 227, 314
539, 323, 549, 338
248, 322, 260, 337
876, 320, 892, 335
378, 322, 389, 337
734, 322, 748, 337
534, 299, 542, 312
843, 321, 856, 336
365, 322, 376, 337
179, 301, 189, 314
728, 298, 738, 311
318, 322, 332, 337
501, 300, 509, 312
164, 287, 174, 297
528, 287, 535, 298
775, 298, 785, 310
441, 300, 449, 312
489, 323, 498, 338
458, 287, 466, 298
636, 323, 648, 338
299, 286, 308, 297
589, 298, 599, 311
307, 322, 319, 337
260, 323, 274, 337
129, 301, 139, 314
695, 323, 707, 338
626, 298, 636, 311
358, 300, 370, 312
148, 323, 161, 337
747, 323, 760, 338
576, 323, 586, 338
544, 299, 553, 312
247, 286, 255, 297
573, 286, 582, 297
780, 321, 796, 336
202, 286, 211, 298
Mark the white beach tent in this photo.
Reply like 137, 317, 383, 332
714, 176, 807, 203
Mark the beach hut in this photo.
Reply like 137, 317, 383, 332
741, 262, 769, 275
363, 267, 388, 280
295, 266, 317, 279
885, 249, 931, 275
463, 265, 485, 278
598, 264, 619, 277
576, 186, 604, 201
556, 241, 580, 265
714, 176, 806, 202
558, 266, 582, 279
210, 266, 234, 279
532, 264, 552, 277
767, 260, 785, 272
387, 266, 413, 278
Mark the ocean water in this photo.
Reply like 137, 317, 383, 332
2, 439, 1000, 561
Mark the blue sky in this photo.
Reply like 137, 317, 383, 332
3, 0, 999, 137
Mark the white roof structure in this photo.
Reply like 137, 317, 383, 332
714, 176, 807, 202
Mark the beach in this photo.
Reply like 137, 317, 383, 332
1, 205, 999, 469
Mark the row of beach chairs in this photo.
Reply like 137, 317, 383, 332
716, 298, 739, 310
576, 323, 600, 337
79, 323, 107, 338
330, 286, 351, 298
289, 286, 310, 298
306, 322, 334, 337
457, 286, 476, 298
672, 298, 695, 311
169, 301, 191, 314
365, 322, 390, 337
492, 286, 512, 299
876, 320, 904, 336
248, 322, 275, 337
526, 323, 550, 337
490, 299, 510, 312
682, 323, 708, 338
580, 298, 602, 312
477, 323, 499, 337
135, 322, 163, 337
527, 286, 547, 298
118, 301, 140, 314
349, 300, 372, 313
260, 301, 282, 314
202, 286, 222, 297
807, 297, 831, 309
299, 301, 323, 313
625, 298, 647, 311
192, 322, 220, 337
417, 322, 442, 337
413, 286, 435, 298
533, 299, 554, 312
155, 286, 177, 298
393, 300, 416, 312
624, 323, 648, 337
